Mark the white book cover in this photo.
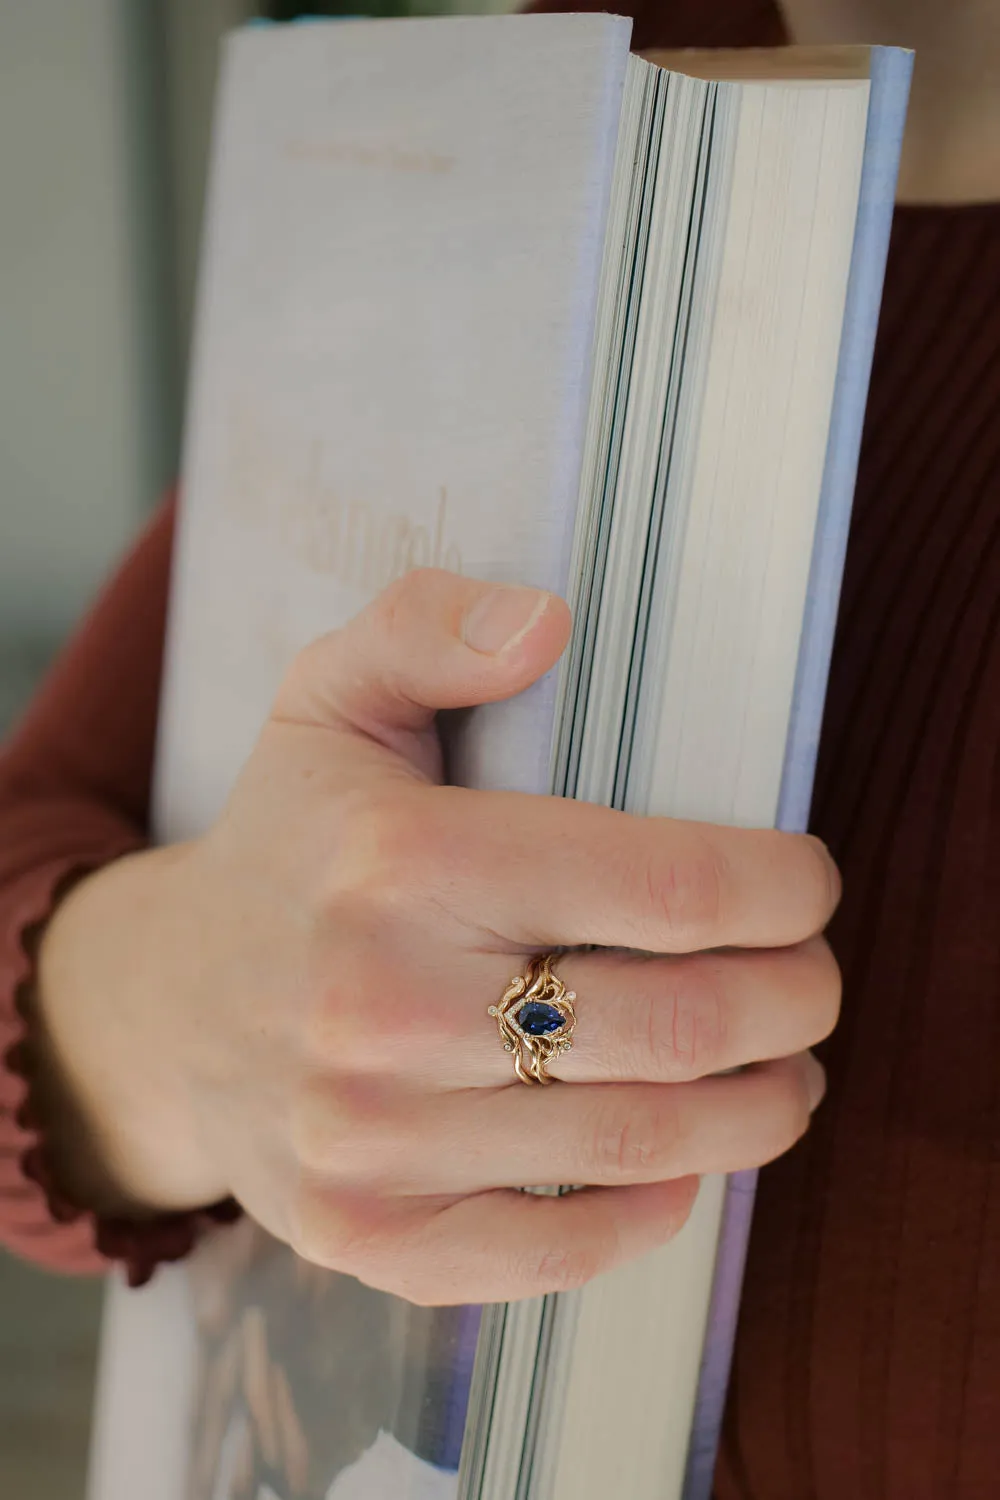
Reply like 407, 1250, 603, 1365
84, 17, 912, 1500
158, 12, 630, 842
91, 17, 632, 1500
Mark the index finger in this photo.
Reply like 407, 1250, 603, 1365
431, 787, 840, 953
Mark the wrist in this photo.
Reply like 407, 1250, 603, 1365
31, 842, 229, 1217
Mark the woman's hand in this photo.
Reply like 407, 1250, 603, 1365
35, 570, 840, 1304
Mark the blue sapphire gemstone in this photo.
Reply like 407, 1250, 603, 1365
516, 1001, 565, 1036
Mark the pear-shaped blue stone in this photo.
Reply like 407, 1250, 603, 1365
516, 1001, 565, 1036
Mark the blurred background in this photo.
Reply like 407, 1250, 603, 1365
0, 1, 511, 1494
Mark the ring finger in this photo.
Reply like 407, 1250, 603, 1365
438, 938, 840, 1087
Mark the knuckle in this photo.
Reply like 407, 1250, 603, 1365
332, 786, 441, 913
288, 1082, 350, 1173
640, 835, 726, 947
639, 963, 727, 1079
369, 567, 432, 626
330, 1200, 393, 1273
303, 932, 441, 1079
367, 566, 462, 640
302, 944, 379, 1065
589, 1094, 680, 1179
533, 1238, 611, 1293
322, 787, 474, 949
387, 1246, 467, 1308
289, 1080, 393, 1178
368, 570, 411, 626
291, 1188, 387, 1275
275, 635, 330, 711
318, 967, 440, 1077
288, 1184, 344, 1269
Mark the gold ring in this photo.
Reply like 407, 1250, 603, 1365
489, 954, 577, 1086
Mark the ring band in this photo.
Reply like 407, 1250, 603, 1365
489, 954, 577, 1086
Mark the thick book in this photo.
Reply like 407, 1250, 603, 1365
86, 16, 911, 1500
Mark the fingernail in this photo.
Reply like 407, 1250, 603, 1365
804, 1052, 827, 1110
461, 586, 550, 655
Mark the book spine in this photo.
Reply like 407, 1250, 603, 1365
680, 45, 915, 1500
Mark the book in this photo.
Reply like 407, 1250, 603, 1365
85, 16, 912, 1500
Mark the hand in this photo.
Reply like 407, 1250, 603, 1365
36, 570, 840, 1304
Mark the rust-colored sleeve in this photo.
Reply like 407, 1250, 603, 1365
0, 496, 237, 1284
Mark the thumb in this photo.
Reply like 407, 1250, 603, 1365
272, 567, 571, 747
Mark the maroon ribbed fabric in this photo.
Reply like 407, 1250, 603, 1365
1, 2, 998, 1492
716, 200, 1000, 1500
